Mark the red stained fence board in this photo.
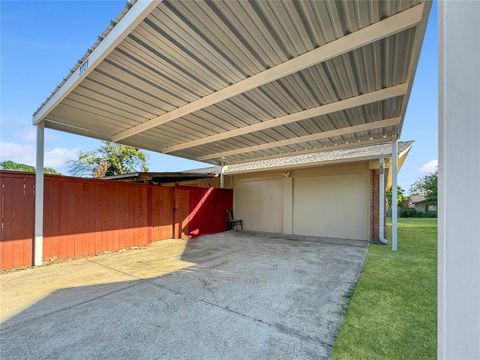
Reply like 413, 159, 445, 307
180, 186, 234, 238
0, 171, 233, 270
0, 174, 34, 270
151, 186, 174, 241
174, 188, 190, 240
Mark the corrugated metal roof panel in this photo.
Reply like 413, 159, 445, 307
168, 96, 403, 158
36, 0, 429, 165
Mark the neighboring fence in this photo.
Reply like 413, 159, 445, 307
0, 171, 233, 270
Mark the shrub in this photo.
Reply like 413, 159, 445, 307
400, 208, 417, 217
399, 209, 437, 218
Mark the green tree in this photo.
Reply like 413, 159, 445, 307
0, 160, 61, 174
386, 185, 409, 210
410, 168, 438, 205
67, 141, 148, 177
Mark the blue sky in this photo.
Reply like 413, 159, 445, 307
1, 1, 438, 190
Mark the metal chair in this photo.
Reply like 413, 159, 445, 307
226, 209, 243, 231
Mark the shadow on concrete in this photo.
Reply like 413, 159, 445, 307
1, 232, 368, 360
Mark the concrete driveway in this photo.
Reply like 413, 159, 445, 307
1, 232, 368, 359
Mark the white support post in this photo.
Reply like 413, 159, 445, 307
391, 139, 398, 252
219, 162, 224, 189
282, 173, 293, 235
439, 2, 480, 358
34, 122, 44, 266
378, 157, 387, 244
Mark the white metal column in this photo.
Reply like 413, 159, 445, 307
219, 162, 225, 188
378, 157, 387, 244
34, 122, 44, 266
282, 173, 293, 235
391, 140, 398, 251
439, 1, 480, 358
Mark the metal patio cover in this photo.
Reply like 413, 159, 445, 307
33, 0, 431, 165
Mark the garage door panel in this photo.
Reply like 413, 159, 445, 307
234, 180, 283, 233
293, 173, 370, 240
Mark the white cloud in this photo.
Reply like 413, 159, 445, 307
45, 147, 79, 168
0, 142, 34, 164
420, 159, 438, 174
15, 126, 59, 143
0, 141, 79, 171
16, 127, 37, 142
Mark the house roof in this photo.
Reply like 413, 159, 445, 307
33, 1, 430, 165
409, 194, 427, 204
184, 167, 222, 175
188, 141, 413, 174
102, 171, 217, 184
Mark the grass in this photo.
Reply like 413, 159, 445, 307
330, 218, 437, 360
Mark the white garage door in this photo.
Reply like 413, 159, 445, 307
234, 179, 283, 233
293, 173, 370, 240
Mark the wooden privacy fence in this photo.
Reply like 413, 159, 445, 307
0, 171, 233, 270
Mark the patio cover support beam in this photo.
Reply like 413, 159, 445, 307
110, 4, 424, 143
398, 0, 432, 136
197, 117, 401, 161
162, 84, 408, 154
34, 122, 44, 266
391, 139, 398, 252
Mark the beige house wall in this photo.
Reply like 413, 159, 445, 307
231, 161, 372, 240
161, 161, 377, 240
414, 202, 436, 213
234, 178, 284, 233
293, 172, 370, 240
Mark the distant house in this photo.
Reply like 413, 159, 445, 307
409, 195, 436, 214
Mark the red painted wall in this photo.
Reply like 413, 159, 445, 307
0, 171, 232, 270
183, 186, 233, 237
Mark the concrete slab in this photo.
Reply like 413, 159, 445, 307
0, 232, 368, 359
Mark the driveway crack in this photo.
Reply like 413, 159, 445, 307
198, 298, 333, 349
85, 259, 183, 295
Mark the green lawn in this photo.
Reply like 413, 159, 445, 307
330, 218, 437, 360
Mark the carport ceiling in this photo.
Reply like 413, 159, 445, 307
34, 0, 431, 165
